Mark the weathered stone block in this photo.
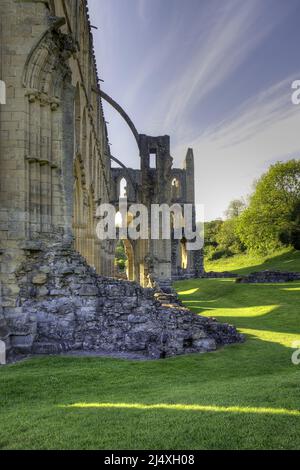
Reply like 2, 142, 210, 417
78, 285, 99, 296
193, 338, 217, 351
32, 273, 47, 285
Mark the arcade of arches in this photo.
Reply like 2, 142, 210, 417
0, 0, 203, 290
0, 0, 243, 360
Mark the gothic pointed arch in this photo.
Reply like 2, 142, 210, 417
22, 20, 77, 238
23, 20, 76, 100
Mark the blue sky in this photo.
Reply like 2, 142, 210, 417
88, 0, 300, 220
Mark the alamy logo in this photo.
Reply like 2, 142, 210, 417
95, 201, 204, 251
291, 80, 300, 105
291, 341, 300, 365
0, 80, 6, 105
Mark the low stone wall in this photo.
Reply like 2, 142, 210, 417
203, 271, 238, 279
1, 242, 244, 361
173, 271, 237, 281
172, 269, 201, 282
236, 271, 300, 284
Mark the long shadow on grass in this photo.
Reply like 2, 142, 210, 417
178, 281, 300, 338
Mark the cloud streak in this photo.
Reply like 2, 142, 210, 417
88, 0, 300, 219
179, 76, 300, 219
146, 0, 276, 134
194, 75, 300, 149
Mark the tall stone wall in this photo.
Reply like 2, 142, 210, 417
0, 0, 241, 360
0, 0, 113, 269
0, 0, 114, 354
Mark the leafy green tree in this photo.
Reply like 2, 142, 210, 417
216, 218, 246, 254
203, 220, 223, 259
290, 201, 300, 249
237, 160, 300, 253
204, 219, 223, 248
225, 198, 246, 219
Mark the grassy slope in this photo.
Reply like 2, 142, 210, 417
205, 247, 300, 275
1, 269, 300, 449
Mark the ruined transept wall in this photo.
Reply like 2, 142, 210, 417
111, 145, 203, 286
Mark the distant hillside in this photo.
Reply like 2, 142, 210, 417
205, 247, 300, 276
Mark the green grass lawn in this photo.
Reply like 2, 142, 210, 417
205, 247, 300, 275
1, 276, 300, 449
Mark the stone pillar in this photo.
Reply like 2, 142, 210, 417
61, 81, 75, 242
184, 148, 204, 277
140, 134, 173, 286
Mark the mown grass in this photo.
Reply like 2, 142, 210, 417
205, 247, 300, 275
0, 277, 300, 449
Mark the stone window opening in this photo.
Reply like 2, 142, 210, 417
115, 211, 123, 228
181, 238, 188, 270
114, 239, 135, 282
149, 150, 157, 169
119, 177, 127, 198
172, 178, 181, 199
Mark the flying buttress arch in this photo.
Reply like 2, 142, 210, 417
99, 90, 140, 150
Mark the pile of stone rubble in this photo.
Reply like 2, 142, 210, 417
0, 242, 244, 361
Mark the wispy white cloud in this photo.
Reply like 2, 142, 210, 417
175, 76, 300, 219
145, 0, 281, 135
193, 76, 300, 149
88, 0, 300, 219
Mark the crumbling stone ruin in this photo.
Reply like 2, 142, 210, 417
236, 271, 300, 284
0, 0, 243, 360
110, 139, 203, 287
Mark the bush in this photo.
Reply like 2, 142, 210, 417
209, 248, 234, 261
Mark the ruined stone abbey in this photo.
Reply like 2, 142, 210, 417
0, 0, 242, 359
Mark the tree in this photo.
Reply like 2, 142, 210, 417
216, 218, 246, 254
225, 198, 246, 219
237, 160, 300, 253
203, 220, 222, 258
204, 219, 223, 249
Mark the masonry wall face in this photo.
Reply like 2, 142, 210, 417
111, 142, 204, 287
0, 0, 114, 348
0, 1, 113, 283
0, 1, 219, 360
